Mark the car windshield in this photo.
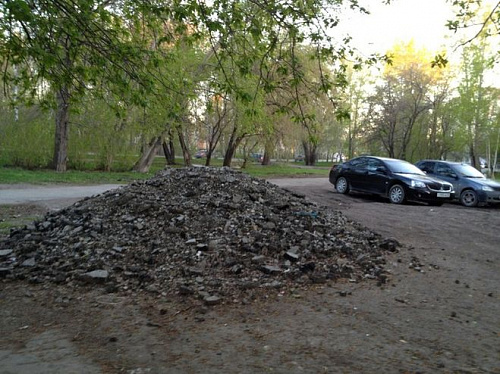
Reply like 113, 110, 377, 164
453, 164, 485, 178
384, 160, 425, 175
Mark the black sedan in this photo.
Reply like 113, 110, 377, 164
329, 156, 454, 205
416, 160, 500, 207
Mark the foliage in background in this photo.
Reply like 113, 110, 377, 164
0, 1, 499, 173
0, 104, 53, 168
0, 162, 329, 185
0, 0, 387, 171
446, 0, 500, 59
366, 42, 452, 160
453, 40, 498, 170
68, 96, 142, 171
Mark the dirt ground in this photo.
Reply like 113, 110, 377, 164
1, 178, 499, 374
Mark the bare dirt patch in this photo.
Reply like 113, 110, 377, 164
1, 176, 499, 373
0, 204, 47, 236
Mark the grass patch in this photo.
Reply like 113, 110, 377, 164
0, 160, 330, 185
191, 158, 225, 167
243, 163, 329, 178
0, 205, 47, 236
0, 220, 30, 235
0, 167, 157, 185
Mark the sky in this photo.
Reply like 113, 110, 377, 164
334, 0, 500, 86
337, 0, 456, 55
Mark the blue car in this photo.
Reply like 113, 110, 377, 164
250, 153, 263, 162
415, 160, 500, 207
195, 149, 207, 158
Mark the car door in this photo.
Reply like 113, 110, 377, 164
434, 162, 459, 190
344, 157, 369, 191
364, 158, 389, 194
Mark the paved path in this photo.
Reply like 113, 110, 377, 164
0, 184, 123, 208
0, 179, 325, 210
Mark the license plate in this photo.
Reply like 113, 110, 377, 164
437, 192, 450, 198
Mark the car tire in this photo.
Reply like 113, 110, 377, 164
335, 177, 349, 194
460, 189, 478, 207
388, 184, 406, 204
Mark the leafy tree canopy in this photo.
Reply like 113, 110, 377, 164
446, 0, 500, 61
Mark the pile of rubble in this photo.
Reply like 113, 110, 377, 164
0, 167, 397, 304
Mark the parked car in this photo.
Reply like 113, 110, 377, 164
329, 156, 454, 205
415, 160, 500, 207
195, 149, 207, 158
294, 154, 305, 162
250, 153, 263, 162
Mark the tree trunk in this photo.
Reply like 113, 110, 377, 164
262, 152, 270, 165
223, 141, 239, 167
262, 139, 273, 166
133, 136, 162, 173
162, 141, 176, 165
162, 129, 176, 165
176, 125, 192, 167
205, 148, 215, 166
204, 107, 228, 167
52, 87, 71, 172
469, 145, 477, 169
302, 140, 317, 166
223, 127, 245, 167
491, 127, 500, 178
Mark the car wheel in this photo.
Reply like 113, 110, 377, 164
388, 184, 406, 204
335, 177, 349, 194
460, 189, 478, 207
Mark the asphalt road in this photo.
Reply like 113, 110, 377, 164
0, 184, 123, 209
0, 179, 319, 210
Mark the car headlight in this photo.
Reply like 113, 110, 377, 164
410, 180, 426, 188
482, 185, 494, 191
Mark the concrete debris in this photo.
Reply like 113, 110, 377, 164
0, 167, 397, 303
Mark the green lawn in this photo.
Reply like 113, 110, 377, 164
0, 161, 330, 185
0, 205, 48, 235
243, 163, 329, 178
0, 167, 156, 184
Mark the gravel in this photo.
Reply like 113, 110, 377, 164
0, 167, 397, 304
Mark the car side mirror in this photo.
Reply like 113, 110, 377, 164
450, 173, 458, 179
376, 166, 387, 174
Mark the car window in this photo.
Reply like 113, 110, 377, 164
418, 162, 435, 173
453, 164, 485, 178
349, 157, 368, 169
384, 160, 424, 175
367, 159, 383, 171
436, 164, 455, 177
